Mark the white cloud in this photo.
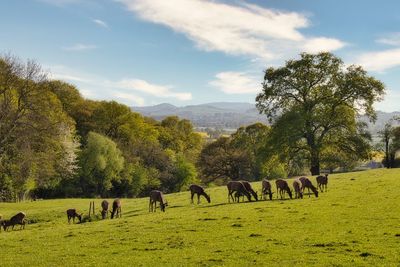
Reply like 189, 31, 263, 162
93, 19, 109, 28
62, 43, 97, 51
209, 72, 260, 94
376, 33, 400, 46
113, 92, 145, 106
355, 48, 400, 72
303, 37, 346, 53
117, 0, 345, 61
117, 79, 192, 100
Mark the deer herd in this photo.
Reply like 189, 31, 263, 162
0, 174, 328, 231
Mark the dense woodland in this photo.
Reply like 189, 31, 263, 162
0, 53, 399, 202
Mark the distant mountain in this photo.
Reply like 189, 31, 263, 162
132, 102, 400, 134
133, 102, 267, 129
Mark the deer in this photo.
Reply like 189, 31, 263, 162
66, 209, 82, 224
149, 190, 168, 212
275, 179, 293, 199
101, 200, 109, 219
227, 181, 251, 203
110, 199, 122, 218
189, 184, 210, 204
240, 181, 258, 201
316, 174, 328, 192
293, 179, 303, 199
262, 179, 274, 200
299, 177, 319, 198
2, 212, 27, 231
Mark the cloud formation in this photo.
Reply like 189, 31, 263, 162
210, 72, 260, 94
93, 19, 109, 28
376, 33, 400, 46
117, 79, 192, 100
117, 0, 345, 60
355, 48, 400, 72
62, 43, 97, 51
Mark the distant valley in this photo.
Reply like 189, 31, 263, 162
133, 102, 400, 134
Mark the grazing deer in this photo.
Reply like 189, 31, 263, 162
101, 200, 109, 219
2, 212, 27, 231
316, 174, 328, 192
240, 181, 258, 201
149, 190, 168, 212
262, 179, 273, 200
293, 179, 303, 199
110, 199, 122, 218
227, 181, 251, 202
189, 184, 211, 204
275, 179, 293, 199
299, 177, 319, 198
66, 209, 82, 224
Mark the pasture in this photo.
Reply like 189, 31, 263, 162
1, 169, 399, 266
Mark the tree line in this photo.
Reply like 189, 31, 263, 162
1, 52, 398, 201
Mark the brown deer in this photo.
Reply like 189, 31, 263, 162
293, 179, 303, 199
110, 199, 122, 218
2, 212, 26, 231
189, 184, 210, 204
316, 174, 328, 192
101, 200, 109, 219
240, 181, 258, 201
227, 181, 251, 202
262, 179, 273, 200
66, 209, 82, 224
299, 177, 319, 198
275, 179, 293, 199
149, 190, 168, 212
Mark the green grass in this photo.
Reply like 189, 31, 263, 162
1, 169, 400, 266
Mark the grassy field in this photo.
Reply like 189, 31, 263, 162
1, 169, 400, 266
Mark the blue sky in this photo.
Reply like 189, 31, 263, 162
1, 0, 400, 111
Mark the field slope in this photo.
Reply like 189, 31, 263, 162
1, 169, 400, 266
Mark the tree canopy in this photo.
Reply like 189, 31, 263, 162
256, 52, 385, 175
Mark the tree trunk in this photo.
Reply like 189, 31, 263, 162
310, 150, 320, 175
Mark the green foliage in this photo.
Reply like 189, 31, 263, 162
80, 132, 124, 196
256, 52, 385, 175
0, 56, 79, 201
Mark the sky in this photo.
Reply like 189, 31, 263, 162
1, 0, 400, 111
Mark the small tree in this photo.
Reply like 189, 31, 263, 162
80, 132, 124, 196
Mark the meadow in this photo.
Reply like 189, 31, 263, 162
1, 168, 399, 266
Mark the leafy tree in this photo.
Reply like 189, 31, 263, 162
79, 132, 124, 197
198, 136, 252, 184
256, 52, 385, 175
379, 117, 400, 168
0, 55, 79, 201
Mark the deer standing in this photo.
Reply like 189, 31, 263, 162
299, 177, 319, 198
101, 200, 109, 219
66, 209, 82, 224
316, 174, 328, 192
262, 179, 273, 200
2, 212, 26, 231
110, 199, 122, 218
227, 181, 251, 202
240, 181, 258, 201
189, 184, 210, 204
293, 179, 303, 199
149, 190, 168, 212
275, 179, 293, 199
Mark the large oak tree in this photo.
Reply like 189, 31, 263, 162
256, 52, 385, 175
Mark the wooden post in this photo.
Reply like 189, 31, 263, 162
89, 201, 91, 218
92, 201, 95, 216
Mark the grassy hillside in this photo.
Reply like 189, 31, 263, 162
1, 169, 399, 266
